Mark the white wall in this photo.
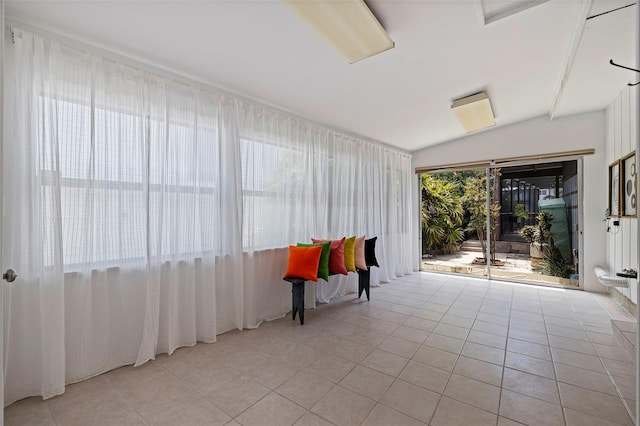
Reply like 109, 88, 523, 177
605, 87, 638, 303
412, 111, 609, 293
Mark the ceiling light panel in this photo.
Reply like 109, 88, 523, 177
451, 92, 496, 133
283, 0, 394, 64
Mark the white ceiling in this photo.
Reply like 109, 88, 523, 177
553, 0, 638, 117
5, 0, 638, 152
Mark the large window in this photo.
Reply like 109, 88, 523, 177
38, 90, 221, 269
15, 30, 413, 277
241, 136, 308, 250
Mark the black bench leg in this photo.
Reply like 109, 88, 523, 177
292, 281, 305, 325
358, 269, 370, 301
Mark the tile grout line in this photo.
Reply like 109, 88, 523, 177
475, 278, 506, 426
322, 284, 427, 425
8, 274, 636, 426
426, 276, 507, 425
539, 287, 569, 426
578, 294, 636, 425
495, 281, 515, 426
587, 296, 637, 425
362, 278, 446, 425
423, 275, 469, 426
549, 292, 635, 426
102, 369, 155, 425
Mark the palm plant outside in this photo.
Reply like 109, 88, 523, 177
421, 174, 464, 253
421, 169, 498, 258
461, 171, 501, 263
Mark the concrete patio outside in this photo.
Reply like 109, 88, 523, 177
421, 249, 580, 287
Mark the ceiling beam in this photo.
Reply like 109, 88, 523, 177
548, 0, 594, 120
474, 0, 486, 26
474, 0, 552, 26
485, 1, 551, 25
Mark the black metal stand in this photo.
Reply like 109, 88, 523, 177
283, 277, 306, 325
284, 266, 377, 323
357, 268, 370, 301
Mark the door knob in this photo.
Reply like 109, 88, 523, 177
3, 269, 17, 282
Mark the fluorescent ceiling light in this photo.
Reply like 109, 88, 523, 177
451, 92, 496, 133
283, 0, 394, 64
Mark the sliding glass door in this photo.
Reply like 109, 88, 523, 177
420, 160, 580, 287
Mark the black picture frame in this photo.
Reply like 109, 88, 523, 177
609, 160, 621, 217
622, 151, 637, 217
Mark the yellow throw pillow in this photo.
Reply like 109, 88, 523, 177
344, 235, 356, 272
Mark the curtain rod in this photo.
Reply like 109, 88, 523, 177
414, 149, 596, 174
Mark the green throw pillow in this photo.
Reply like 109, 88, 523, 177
297, 241, 331, 281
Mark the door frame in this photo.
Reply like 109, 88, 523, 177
1, 0, 6, 420
419, 159, 584, 290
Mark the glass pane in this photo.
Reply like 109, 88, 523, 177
420, 169, 489, 278
489, 161, 579, 287
421, 161, 580, 288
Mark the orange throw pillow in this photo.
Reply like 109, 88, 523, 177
311, 237, 348, 275
285, 245, 323, 282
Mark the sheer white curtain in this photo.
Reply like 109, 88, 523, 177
2, 30, 244, 404
323, 134, 414, 284
240, 107, 322, 320
134, 81, 245, 365
239, 107, 413, 307
3, 27, 413, 405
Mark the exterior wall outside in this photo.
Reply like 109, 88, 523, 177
605, 87, 638, 304
563, 174, 578, 253
412, 111, 608, 293
562, 160, 579, 253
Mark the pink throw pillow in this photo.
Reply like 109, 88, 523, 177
355, 235, 367, 270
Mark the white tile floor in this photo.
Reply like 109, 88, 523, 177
4, 272, 638, 426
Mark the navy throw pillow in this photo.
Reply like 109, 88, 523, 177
364, 237, 379, 268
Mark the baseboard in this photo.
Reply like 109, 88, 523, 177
608, 286, 637, 317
